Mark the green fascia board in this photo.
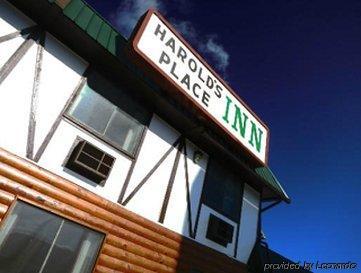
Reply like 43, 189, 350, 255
255, 167, 290, 202
86, 14, 102, 39
107, 30, 119, 56
50, 0, 126, 57
97, 22, 112, 48
74, 5, 94, 29
63, 0, 84, 20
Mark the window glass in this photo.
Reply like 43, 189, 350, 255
67, 80, 147, 155
68, 85, 115, 134
203, 159, 243, 222
0, 201, 104, 273
104, 110, 144, 154
41, 221, 102, 273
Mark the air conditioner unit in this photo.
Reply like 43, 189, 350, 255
206, 214, 234, 247
64, 138, 115, 185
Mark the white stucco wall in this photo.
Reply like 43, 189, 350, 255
0, 0, 132, 206
195, 204, 238, 256
237, 184, 260, 262
0, 42, 37, 157
39, 119, 132, 203
163, 139, 208, 237
123, 115, 181, 222
123, 115, 209, 239
0, 0, 87, 159
34, 32, 87, 153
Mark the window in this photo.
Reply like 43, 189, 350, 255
206, 214, 234, 247
0, 201, 104, 273
202, 159, 243, 222
64, 138, 115, 185
66, 72, 149, 156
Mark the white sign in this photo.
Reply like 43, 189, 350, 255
132, 10, 269, 164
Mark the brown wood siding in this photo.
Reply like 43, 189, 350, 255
0, 147, 247, 273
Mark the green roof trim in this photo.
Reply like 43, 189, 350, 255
97, 23, 111, 48
107, 30, 119, 55
75, 6, 94, 29
48, 0, 126, 57
255, 167, 290, 202
46, 0, 290, 203
63, 0, 84, 20
86, 14, 102, 39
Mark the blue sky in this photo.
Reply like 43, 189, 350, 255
86, 0, 361, 271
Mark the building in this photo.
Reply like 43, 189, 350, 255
0, 0, 290, 272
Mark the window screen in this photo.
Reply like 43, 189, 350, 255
202, 159, 243, 222
0, 201, 104, 273
67, 85, 145, 155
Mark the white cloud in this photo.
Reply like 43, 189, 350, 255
201, 36, 230, 74
111, 0, 230, 75
173, 22, 230, 75
172, 20, 197, 42
111, 0, 164, 38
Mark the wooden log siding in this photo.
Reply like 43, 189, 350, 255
0, 148, 247, 273
0, 189, 15, 222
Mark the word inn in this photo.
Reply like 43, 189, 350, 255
0, 1, 289, 273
